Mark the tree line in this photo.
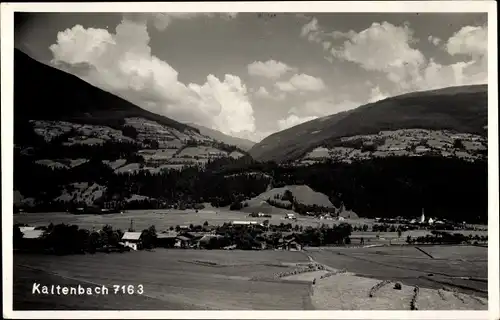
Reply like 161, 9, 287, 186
14, 221, 354, 254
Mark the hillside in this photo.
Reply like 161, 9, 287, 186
249, 85, 488, 163
188, 123, 255, 151
14, 49, 195, 134
13, 49, 250, 210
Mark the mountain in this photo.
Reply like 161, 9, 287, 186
249, 85, 488, 163
188, 123, 255, 151
14, 48, 195, 134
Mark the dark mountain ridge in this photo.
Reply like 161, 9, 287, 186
14, 49, 196, 134
249, 84, 488, 162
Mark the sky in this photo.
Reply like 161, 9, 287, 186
15, 12, 488, 142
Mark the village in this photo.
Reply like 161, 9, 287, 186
14, 208, 487, 256
299, 129, 487, 165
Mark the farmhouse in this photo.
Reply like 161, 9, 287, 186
277, 237, 302, 251
231, 221, 263, 227
120, 232, 143, 251
22, 229, 44, 239
19, 228, 45, 251
156, 232, 178, 248
175, 235, 193, 248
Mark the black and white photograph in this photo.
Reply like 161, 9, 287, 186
1, 1, 498, 318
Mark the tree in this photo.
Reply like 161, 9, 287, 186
13, 225, 24, 249
122, 126, 138, 140
203, 221, 209, 227
229, 201, 243, 211
406, 235, 412, 244
141, 225, 157, 249
282, 190, 293, 202
453, 139, 465, 149
397, 229, 402, 238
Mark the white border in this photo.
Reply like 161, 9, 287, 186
1, 2, 498, 319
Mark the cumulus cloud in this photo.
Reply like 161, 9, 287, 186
367, 86, 388, 103
49, 17, 256, 139
446, 25, 487, 58
254, 86, 286, 101
255, 86, 270, 98
278, 114, 318, 130
428, 35, 441, 46
277, 96, 361, 131
300, 18, 487, 94
123, 12, 239, 31
247, 60, 295, 79
275, 73, 326, 92
331, 22, 426, 91
418, 25, 488, 90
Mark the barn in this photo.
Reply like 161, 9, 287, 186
120, 232, 143, 251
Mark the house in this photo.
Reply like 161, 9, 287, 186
231, 221, 264, 228
19, 229, 45, 251
277, 237, 302, 251
19, 226, 36, 233
285, 213, 296, 220
197, 234, 225, 249
156, 231, 178, 248
22, 229, 44, 239
175, 235, 192, 248
120, 232, 143, 251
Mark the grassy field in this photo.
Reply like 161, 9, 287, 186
14, 250, 313, 310
13, 209, 370, 231
307, 245, 488, 298
13, 244, 488, 310
13, 210, 488, 237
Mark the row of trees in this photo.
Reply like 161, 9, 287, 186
13, 223, 158, 255
406, 231, 488, 245
14, 221, 354, 254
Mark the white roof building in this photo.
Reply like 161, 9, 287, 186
22, 229, 44, 239
121, 232, 143, 241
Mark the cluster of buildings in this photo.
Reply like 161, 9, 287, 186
299, 129, 487, 165
120, 220, 303, 251
30, 120, 134, 146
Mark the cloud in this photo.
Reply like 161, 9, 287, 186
322, 41, 332, 51
300, 18, 319, 37
247, 60, 295, 79
367, 86, 388, 103
428, 35, 442, 46
331, 22, 426, 91
255, 86, 270, 98
278, 114, 318, 130
300, 17, 325, 43
445, 25, 487, 58
324, 56, 334, 64
301, 19, 487, 94
49, 17, 256, 139
275, 73, 326, 92
418, 25, 487, 90
254, 86, 286, 101
123, 13, 238, 31
329, 30, 357, 40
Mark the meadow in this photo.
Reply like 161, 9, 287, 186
14, 245, 488, 310
13, 210, 488, 237
13, 209, 371, 231
308, 245, 488, 297
14, 250, 313, 310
